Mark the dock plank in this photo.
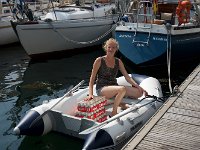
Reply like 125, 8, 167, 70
121, 64, 200, 150
167, 107, 200, 118
135, 140, 183, 150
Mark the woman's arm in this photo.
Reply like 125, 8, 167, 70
118, 59, 148, 95
88, 57, 101, 99
118, 59, 137, 85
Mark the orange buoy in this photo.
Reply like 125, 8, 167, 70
176, 0, 192, 25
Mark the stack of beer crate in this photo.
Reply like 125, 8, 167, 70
76, 96, 107, 123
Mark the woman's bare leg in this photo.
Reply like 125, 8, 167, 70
125, 86, 143, 99
99, 85, 143, 116
100, 86, 126, 116
111, 86, 126, 116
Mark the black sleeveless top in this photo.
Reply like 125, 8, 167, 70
96, 57, 119, 91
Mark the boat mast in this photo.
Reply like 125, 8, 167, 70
93, 0, 95, 18
0, 0, 2, 19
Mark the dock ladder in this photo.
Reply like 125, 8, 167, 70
132, 0, 154, 45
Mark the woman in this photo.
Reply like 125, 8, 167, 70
86, 38, 147, 116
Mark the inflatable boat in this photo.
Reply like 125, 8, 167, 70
13, 74, 163, 149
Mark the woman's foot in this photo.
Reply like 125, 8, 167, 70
111, 110, 117, 117
119, 103, 129, 110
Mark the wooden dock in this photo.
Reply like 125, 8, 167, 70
122, 64, 200, 150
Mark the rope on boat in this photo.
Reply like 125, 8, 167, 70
140, 94, 166, 102
46, 19, 118, 45
165, 23, 173, 93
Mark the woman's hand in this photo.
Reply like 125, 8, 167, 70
132, 84, 142, 96
84, 95, 93, 101
143, 90, 148, 97
133, 84, 148, 97
139, 86, 148, 97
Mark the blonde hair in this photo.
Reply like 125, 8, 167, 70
103, 38, 119, 51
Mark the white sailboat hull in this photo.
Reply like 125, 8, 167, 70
0, 18, 18, 45
13, 3, 118, 57
16, 17, 116, 56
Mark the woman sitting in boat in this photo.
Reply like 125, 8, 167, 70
86, 38, 148, 117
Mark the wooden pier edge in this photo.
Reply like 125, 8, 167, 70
121, 64, 200, 150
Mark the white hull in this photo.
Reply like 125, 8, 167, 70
14, 3, 118, 57
14, 74, 163, 149
0, 17, 18, 45
16, 17, 117, 56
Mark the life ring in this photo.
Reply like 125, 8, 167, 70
176, 0, 192, 25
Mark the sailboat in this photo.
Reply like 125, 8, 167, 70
115, 0, 200, 67
0, 2, 18, 45
11, 0, 119, 59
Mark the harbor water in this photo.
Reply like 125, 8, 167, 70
0, 43, 199, 150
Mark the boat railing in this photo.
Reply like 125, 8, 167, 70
43, 13, 119, 23
132, 0, 153, 45
193, 0, 200, 23
58, 5, 94, 11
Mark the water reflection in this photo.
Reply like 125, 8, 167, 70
19, 133, 84, 150
0, 44, 30, 150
